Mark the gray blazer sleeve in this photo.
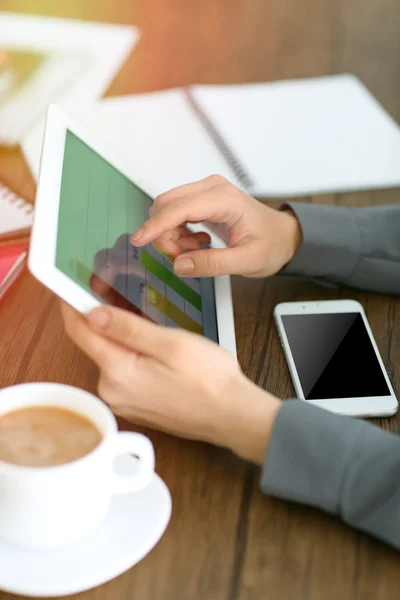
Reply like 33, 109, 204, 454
282, 203, 400, 295
261, 401, 400, 549
261, 204, 400, 548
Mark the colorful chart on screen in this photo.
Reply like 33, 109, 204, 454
56, 130, 218, 342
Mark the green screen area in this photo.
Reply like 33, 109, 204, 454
55, 130, 216, 339
56, 130, 150, 293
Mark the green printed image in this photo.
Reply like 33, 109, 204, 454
0, 50, 48, 107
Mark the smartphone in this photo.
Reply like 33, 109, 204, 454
274, 300, 398, 417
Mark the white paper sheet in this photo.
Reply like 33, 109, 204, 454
0, 48, 91, 145
23, 90, 240, 195
14, 12, 139, 175
192, 75, 400, 196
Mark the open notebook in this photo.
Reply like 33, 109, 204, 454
22, 74, 400, 197
0, 183, 34, 240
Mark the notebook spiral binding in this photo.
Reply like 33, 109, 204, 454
0, 183, 33, 215
184, 89, 254, 192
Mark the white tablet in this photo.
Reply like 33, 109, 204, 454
29, 105, 237, 356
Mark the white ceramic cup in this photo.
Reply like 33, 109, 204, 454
0, 382, 155, 549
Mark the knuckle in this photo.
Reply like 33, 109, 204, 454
208, 174, 226, 185
203, 252, 217, 275
152, 193, 167, 210
221, 180, 236, 195
153, 188, 178, 211
173, 195, 190, 212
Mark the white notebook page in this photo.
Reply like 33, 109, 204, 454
53, 90, 240, 197
0, 184, 34, 236
192, 75, 400, 197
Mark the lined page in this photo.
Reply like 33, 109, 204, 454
0, 184, 34, 236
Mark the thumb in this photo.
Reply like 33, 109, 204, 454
173, 247, 249, 277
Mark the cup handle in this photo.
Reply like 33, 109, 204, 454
112, 432, 155, 495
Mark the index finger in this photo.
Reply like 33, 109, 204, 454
131, 187, 236, 247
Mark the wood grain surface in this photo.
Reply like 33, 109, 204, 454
0, 1, 399, 599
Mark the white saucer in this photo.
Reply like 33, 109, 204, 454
0, 469, 172, 597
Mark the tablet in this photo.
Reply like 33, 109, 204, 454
29, 105, 237, 356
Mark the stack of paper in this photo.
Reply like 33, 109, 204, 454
8, 12, 400, 197
0, 12, 139, 145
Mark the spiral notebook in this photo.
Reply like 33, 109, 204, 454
23, 74, 400, 197
0, 182, 34, 241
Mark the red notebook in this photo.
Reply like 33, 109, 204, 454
0, 243, 28, 301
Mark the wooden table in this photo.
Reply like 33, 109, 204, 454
1, 1, 400, 598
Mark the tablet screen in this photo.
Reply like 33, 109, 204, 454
56, 130, 219, 342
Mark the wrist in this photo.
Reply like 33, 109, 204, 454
220, 375, 281, 465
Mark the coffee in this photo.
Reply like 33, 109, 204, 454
0, 406, 102, 467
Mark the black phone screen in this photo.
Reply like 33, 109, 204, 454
281, 312, 390, 399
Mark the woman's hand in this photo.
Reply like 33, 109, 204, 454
131, 175, 302, 278
61, 303, 281, 465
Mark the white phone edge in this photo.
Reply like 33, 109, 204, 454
273, 299, 398, 418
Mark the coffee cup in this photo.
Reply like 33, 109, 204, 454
0, 382, 155, 548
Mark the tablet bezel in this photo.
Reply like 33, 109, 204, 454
29, 105, 237, 357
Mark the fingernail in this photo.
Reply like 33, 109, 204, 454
88, 308, 110, 329
174, 257, 195, 275
131, 227, 144, 242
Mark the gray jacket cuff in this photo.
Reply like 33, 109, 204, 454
260, 400, 366, 514
282, 203, 361, 283
261, 400, 400, 549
